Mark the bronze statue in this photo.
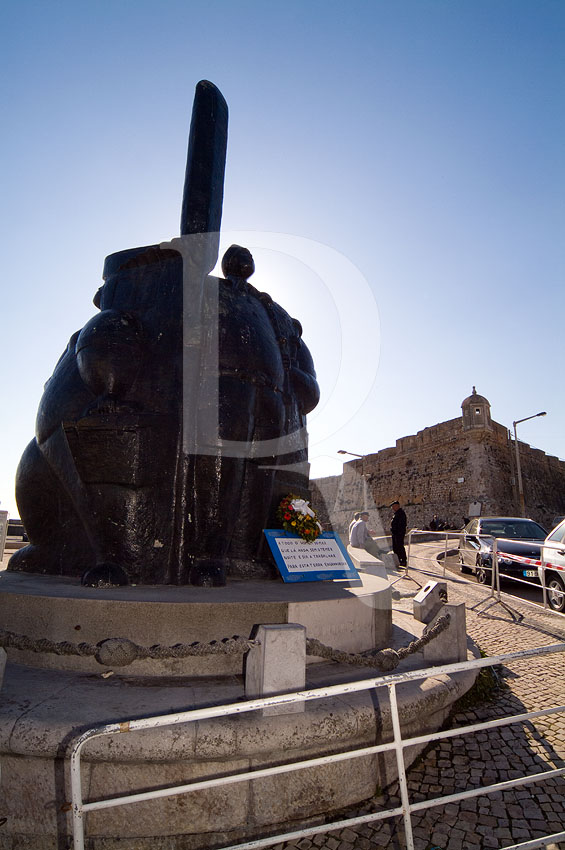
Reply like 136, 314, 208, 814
10, 81, 319, 587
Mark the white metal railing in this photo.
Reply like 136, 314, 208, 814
407, 529, 565, 615
486, 542, 565, 613
69, 644, 565, 850
406, 529, 461, 578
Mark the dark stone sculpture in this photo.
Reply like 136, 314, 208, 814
10, 81, 319, 587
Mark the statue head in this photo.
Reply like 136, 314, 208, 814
221, 245, 255, 282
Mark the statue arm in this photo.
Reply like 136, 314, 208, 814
289, 339, 320, 415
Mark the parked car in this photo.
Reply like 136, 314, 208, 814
458, 516, 547, 584
539, 518, 565, 613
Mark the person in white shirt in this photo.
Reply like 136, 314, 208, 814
349, 511, 380, 558
348, 511, 362, 539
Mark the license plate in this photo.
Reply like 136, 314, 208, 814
523, 570, 537, 577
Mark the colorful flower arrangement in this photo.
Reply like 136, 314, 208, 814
276, 494, 323, 543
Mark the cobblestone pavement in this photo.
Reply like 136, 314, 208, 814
265, 551, 565, 850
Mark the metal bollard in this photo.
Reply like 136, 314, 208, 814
413, 580, 448, 624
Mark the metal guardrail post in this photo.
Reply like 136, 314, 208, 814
403, 529, 422, 586
443, 530, 448, 578
388, 681, 415, 850
71, 736, 86, 850
541, 549, 548, 610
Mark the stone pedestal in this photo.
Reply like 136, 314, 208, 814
0, 651, 476, 849
0, 571, 392, 676
0, 569, 477, 848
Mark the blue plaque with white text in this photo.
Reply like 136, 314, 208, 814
263, 530, 360, 582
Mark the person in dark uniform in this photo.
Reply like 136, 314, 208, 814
390, 500, 407, 567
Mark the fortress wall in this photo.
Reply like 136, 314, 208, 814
312, 416, 565, 535
515, 444, 565, 529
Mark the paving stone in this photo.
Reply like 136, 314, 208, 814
515, 789, 532, 800
337, 829, 357, 844
356, 825, 374, 838
494, 828, 513, 840
370, 831, 396, 847
458, 811, 478, 825
507, 803, 525, 818
511, 828, 532, 840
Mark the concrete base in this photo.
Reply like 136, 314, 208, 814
0, 647, 476, 849
0, 567, 478, 848
0, 571, 392, 676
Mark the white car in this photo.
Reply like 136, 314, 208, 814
539, 518, 565, 612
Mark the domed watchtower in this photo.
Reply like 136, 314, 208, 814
461, 386, 492, 431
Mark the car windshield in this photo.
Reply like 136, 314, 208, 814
480, 520, 546, 540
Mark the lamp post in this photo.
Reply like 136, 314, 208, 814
512, 411, 546, 517
338, 449, 368, 511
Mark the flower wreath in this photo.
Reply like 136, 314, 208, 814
276, 494, 322, 543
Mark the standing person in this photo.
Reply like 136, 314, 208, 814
350, 511, 381, 558
390, 500, 407, 567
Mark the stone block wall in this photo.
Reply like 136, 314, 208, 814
515, 443, 565, 529
311, 416, 565, 535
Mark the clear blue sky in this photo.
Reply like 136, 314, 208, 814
1, 0, 564, 518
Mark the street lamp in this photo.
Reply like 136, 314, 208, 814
338, 449, 368, 510
512, 411, 546, 517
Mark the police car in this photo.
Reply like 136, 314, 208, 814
539, 518, 565, 613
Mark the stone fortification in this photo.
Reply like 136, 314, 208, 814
312, 390, 565, 535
